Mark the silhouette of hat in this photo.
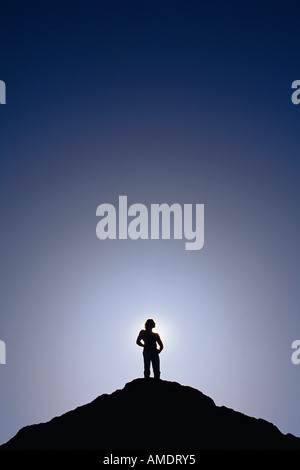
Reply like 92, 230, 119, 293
145, 319, 155, 329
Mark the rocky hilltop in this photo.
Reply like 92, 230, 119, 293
1, 378, 300, 451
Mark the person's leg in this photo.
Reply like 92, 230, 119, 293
143, 350, 151, 378
152, 352, 160, 379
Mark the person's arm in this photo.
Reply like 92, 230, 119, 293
156, 335, 164, 353
136, 331, 145, 347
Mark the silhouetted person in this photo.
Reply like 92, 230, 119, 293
136, 319, 164, 379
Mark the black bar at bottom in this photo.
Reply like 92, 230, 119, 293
0, 449, 299, 467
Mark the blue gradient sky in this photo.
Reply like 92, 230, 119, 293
1, 1, 300, 445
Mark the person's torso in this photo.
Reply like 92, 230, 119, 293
141, 330, 158, 351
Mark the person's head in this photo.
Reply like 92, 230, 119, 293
145, 318, 155, 331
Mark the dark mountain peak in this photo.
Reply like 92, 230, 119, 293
1, 378, 300, 451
